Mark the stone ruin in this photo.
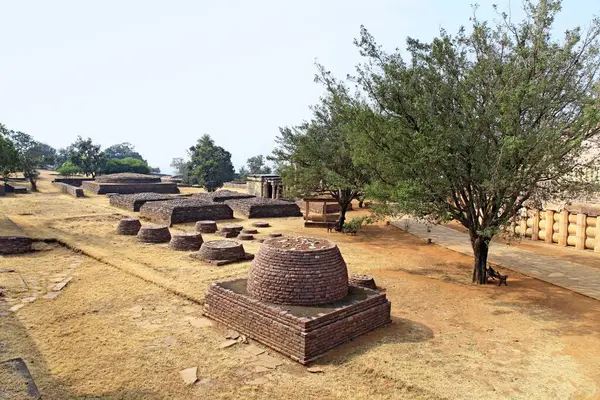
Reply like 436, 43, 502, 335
116, 218, 142, 235
137, 224, 171, 243
0, 216, 33, 255
192, 190, 255, 202
348, 274, 377, 290
195, 220, 218, 233
204, 236, 391, 364
224, 197, 302, 219
191, 239, 254, 265
109, 193, 178, 212
216, 224, 243, 238
169, 232, 203, 251
139, 199, 233, 226
82, 173, 180, 195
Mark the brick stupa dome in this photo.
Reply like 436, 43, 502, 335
247, 236, 348, 305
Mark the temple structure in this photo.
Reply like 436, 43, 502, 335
246, 174, 284, 199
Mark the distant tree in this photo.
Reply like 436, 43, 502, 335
187, 135, 235, 191
170, 157, 190, 179
321, 1, 600, 283
245, 155, 272, 175
0, 125, 19, 181
10, 131, 44, 191
57, 161, 82, 177
34, 142, 57, 169
102, 157, 151, 174
237, 166, 250, 180
103, 142, 145, 162
55, 147, 72, 168
69, 136, 105, 178
271, 92, 371, 229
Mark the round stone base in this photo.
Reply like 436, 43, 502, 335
196, 240, 246, 261
238, 234, 254, 240
117, 218, 141, 235
195, 220, 217, 233
169, 232, 203, 251
251, 221, 270, 228
137, 225, 171, 243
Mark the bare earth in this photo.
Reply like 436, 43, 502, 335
1, 171, 600, 399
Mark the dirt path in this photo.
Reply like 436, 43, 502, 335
1, 172, 600, 399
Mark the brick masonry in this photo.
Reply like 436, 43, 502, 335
117, 218, 142, 235
53, 182, 84, 198
348, 274, 377, 290
248, 237, 348, 306
196, 240, 246, 261
204, 279, 391, 364
225, 197, 302, 218
192, 190, 255, 202
109, 193, 177, 211
137, 225, 171, 243
169, 232, 203, 251
139, 199, 233, 225
82, 181, 180, 195
0, 237, 33, 255
52, 177, 95, 187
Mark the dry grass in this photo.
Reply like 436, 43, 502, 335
1, 171, 600, 399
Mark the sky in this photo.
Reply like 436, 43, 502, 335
0, 0, 597, 174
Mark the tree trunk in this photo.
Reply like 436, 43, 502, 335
471, 236, 490, 284
29, 178, 37, 192
358, 197, 364, 208
337, 202, 350, 231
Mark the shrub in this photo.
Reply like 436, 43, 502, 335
102, 157, 151, 174
57, 161, 82, 177
342, 216, 372, 234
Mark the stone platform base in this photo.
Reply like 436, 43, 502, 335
204, 279, 391, 364
190, 253, 254, 266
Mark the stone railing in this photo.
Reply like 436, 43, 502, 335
510, 206, 600, 252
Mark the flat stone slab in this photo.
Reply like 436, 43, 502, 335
179, 367, 198, 385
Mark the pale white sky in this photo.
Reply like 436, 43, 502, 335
0, 0, 595, 173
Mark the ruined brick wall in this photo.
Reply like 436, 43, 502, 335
52, 178, 95, 187
0, 237, 33, 255
225, 198, 302, 218
82, 181, 180, 195
53, 182, 84, 198
191, 190, 254, 202
139, 199, 233, 225
247, 237, 348, 305
204, 280, 391, 364
109, 193, 176, 211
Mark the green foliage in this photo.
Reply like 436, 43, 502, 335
103, 142, 145, 162
245, 155, 272, 174
69, 136, 106, 178
0, 125, 19, 180
57, 161, 82, 176
237, 166, 250, 181
342, 216, 372, 234
319, 0, 600, 283
9, 131, 44, 191
187, 135, 235, 191
271, 92, 371, 227
102, 157, 151, 174
170, 157, 188, 178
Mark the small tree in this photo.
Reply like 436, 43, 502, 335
57, 161, 82, 177
187, 135, 235, 191
102, 157, 151, 174
170, 157, 189, 179
0, 125, 19, 182
10, 131, 44, 191
272, 92, 371, 229
324, 1, 600, 283
69, 136, 105, 178
245, 155, 272, 174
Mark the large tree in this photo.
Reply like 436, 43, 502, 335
187, 135, 235, 191
69, 136, 105, 178
272, 92, 371, 229
325, 1, 600, 283
103, 142, 145, 162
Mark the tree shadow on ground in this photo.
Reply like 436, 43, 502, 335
317, 317, 434, 366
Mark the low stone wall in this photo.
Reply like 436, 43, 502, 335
0, 216, 32, 254
82, 181, 180, 195
0, 237, 33, 255
204, 279, 391, 364
139, 199, 233, 225
53, 182, 84, 198
225, 198, 302, 218
192, 190, 255, 202
109, 193, 176, 211
0, 184, 4, 196
4, 183, 27, 194
52, 177, 95, 187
